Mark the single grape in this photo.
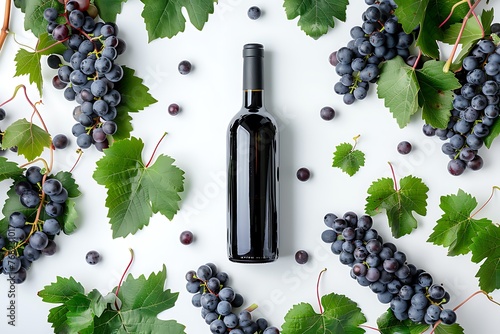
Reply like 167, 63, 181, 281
86, 250, 101, 265
180, 230, 194, 245
43, 218, 61, 235
29, 231, 49, 251
168, 103, 180, 116
296, 167, 310, 181
247, 6, 261, 20
320, 106, 335, 120
178, 60, 192, 75
294, 250, 309, 264
42, 178, 63, 196
102, 121, 117, 135
397, 141, 412, 154
9, 212, 27, 228
52, 134, 69, 149
20, 189, 41, 208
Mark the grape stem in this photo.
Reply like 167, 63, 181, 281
359, 324, 380, 332
69, 149, 84, 173
0, 0, 11, 52
388, 162, 398, 192
145, 132, 168, 168
114, 248, 135, 310
438, 0, 481, 32
352, 134, 361, 150
443, 0, 482, 72
413, 49, 422, 70
470, 186, 500, 218
316, 268, 327, 314
452, 290, 500, 311
35, 38, 69, 54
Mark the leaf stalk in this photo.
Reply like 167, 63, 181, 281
0, 0, 11, 52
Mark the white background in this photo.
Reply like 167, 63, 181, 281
0, 0, 500, 333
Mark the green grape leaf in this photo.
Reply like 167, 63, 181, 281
94, 265, 185, 333
113, 66, 157, 140
94, 0, 128, 22
283, 0, 349, 39
62, 198, 79, 234
93, 137, 185, 238
378, 58, 460, 129
394, 0, 429, 33
427, 189, 492, 256
14, 33, 67, 95
377, 309, 429, 334
365, 175, 429, 238
65, 293, 94, 333
433, 323, 465, 334
332, 142, 365, 176
1, 118, 51, 161
0, 157, 23, 182
38, 277, 86, 334
281, 293, 366, 334
38, 276, 85, 304
377, 57, 419, 128
470, 224, 500, 292
140, 0, 217, 41
415, 60, 461, 129
411, 0, 469, 59
13, 0, 27, 12
24, 0, 64, 37
39, 266, 185, 334
485, 117, 500, 148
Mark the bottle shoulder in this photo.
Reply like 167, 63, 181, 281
230, 107, 278, 124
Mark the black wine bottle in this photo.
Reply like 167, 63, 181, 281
227, 43, 279, 263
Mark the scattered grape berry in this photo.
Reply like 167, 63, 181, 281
295, 250, 309, 264
86, 250, 101, 265
296, 167, 311, 181
168, 103, 180, 116
180, 230, 194, 245
0, 107, 5, 120
320, 106, 335, 120
52, 134, 69, 149
397, 141, 412, 154
247, 6, 261, 20
178, 60, 192, 75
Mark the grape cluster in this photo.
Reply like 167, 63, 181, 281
43, 0, 126, 151
1, 166, 68, 283
322, 211, 457, 326
186, 263, 280, 334
330, 0, 415, 104
423, 37, 500, 175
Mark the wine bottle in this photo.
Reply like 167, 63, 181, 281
227, 43, 279, 263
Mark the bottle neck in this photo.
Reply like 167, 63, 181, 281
243, 90, 264, 109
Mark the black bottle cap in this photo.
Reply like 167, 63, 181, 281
243, 43, 264, 58
243, 44, 264, 90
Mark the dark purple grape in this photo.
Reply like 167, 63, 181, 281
52, 24, 69, 41
447, 159, 466, 176
180, 231, 194, 245
168, 103, 180, 116
86, 250, 101, 265
295, 250, 309, 264
247, 6, 261, 20
296, 167, 310, 181
320, 106, 335, 120
397, 141, 412, 154
178, 60, 192, 75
